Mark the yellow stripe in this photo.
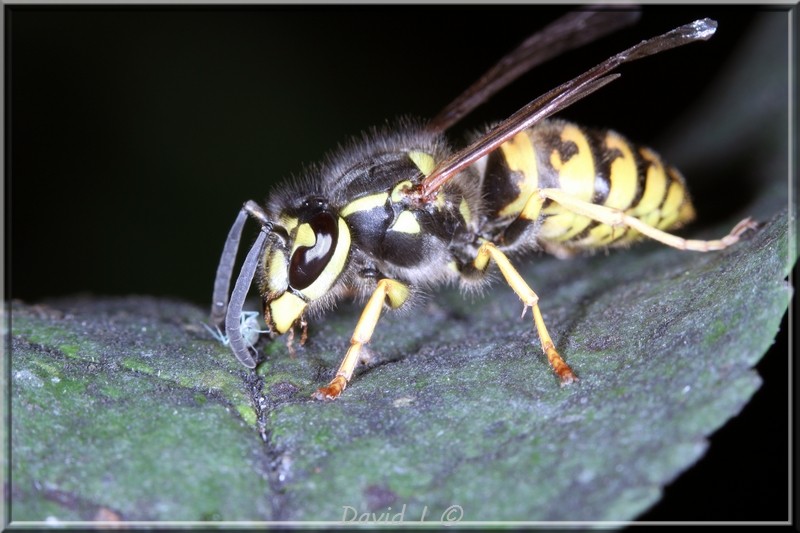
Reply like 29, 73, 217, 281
300, 217, 351, 301
279, 215, 298, 232
340, 193, 388, 218
269, 292, 307, 334
666, 166, 695, 227
540, 124, 594, 241
459, 198, 471, 224
293, 223, 315, 250
679, 200, 696, 225
566, 132, 638, 247
549, 124, 594, 201
603, 132, 638, 210
389, 210, 420, 234
408, 151, 436, 176
582, 224, 620, 247
266, 250, 289, 294
384, 280, 410, 309
498, 131, 539, 218
657, 181, 685, 230
629, 147, 667, 218
435, 191, 447, 209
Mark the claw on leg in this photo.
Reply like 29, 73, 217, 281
477, 241, 578, 385
313, 375, 347, 401
531, 304, 577, 384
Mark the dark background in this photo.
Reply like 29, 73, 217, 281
7, 5, 792, 523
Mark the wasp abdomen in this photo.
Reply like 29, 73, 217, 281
481, 119, 696, 253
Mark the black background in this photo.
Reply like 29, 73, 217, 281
7, 5, 792, 523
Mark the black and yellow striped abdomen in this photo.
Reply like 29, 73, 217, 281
479, 119, 696, 253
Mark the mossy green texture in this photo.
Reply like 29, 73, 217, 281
264, 207, 789, 521
10, 209, 791, 523
11, 299, 274, 522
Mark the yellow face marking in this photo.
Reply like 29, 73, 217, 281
268, 292, 307, 334
279, 215, 298, 232
266, 249, 289, 294
408, 151, 436, 176
298, 217, 351, 301
458, 198, 471, 224
498, 131, 538, 218
603, 132, 638, 210
340, 193, 389, 218
390, 180, 413, 203
630, 147, 668, 218
293, 223, 316, 251
389, 210, 420, 234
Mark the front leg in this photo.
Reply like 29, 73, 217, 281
313, 278, 410, 400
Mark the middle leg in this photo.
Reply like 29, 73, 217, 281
474, 241, 577, 384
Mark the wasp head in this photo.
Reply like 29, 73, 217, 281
260, 196, 352, 335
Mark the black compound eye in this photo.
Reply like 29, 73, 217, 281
289, 212, 338, 290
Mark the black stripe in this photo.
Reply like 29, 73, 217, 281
655, 166, 678, 211
566, 222, 597, 243
482, 150, 519, 217
604, 227, 632, 246
588, 129, 614, 205
537, 124, 577, 190
628, 146, 651, 212
558, 128, 610, 245
564, 129, 615, 243
653, 165, 683, 227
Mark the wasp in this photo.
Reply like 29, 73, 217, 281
209, 11, 756, 400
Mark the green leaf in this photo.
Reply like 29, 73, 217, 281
9, 10, 792, 525
10, 207, 791, 522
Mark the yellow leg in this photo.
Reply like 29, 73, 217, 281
312, 278, 409, 400
539, 188, 757, 251
475, 241, 577, 384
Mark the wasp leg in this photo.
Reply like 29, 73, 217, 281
538, 188, 757, 251
312, 278, 410, 400
474, 241, 577, 384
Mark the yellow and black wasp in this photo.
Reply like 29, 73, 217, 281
209, 10, 756, 400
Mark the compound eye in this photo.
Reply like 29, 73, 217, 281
289, 212, 338, 290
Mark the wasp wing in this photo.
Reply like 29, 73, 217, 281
418, 18, 718, 200
427, 9, 642, 133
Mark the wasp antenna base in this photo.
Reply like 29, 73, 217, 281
244, 200, 272, 229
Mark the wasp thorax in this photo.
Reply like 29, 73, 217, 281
263, 201, 352, 334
